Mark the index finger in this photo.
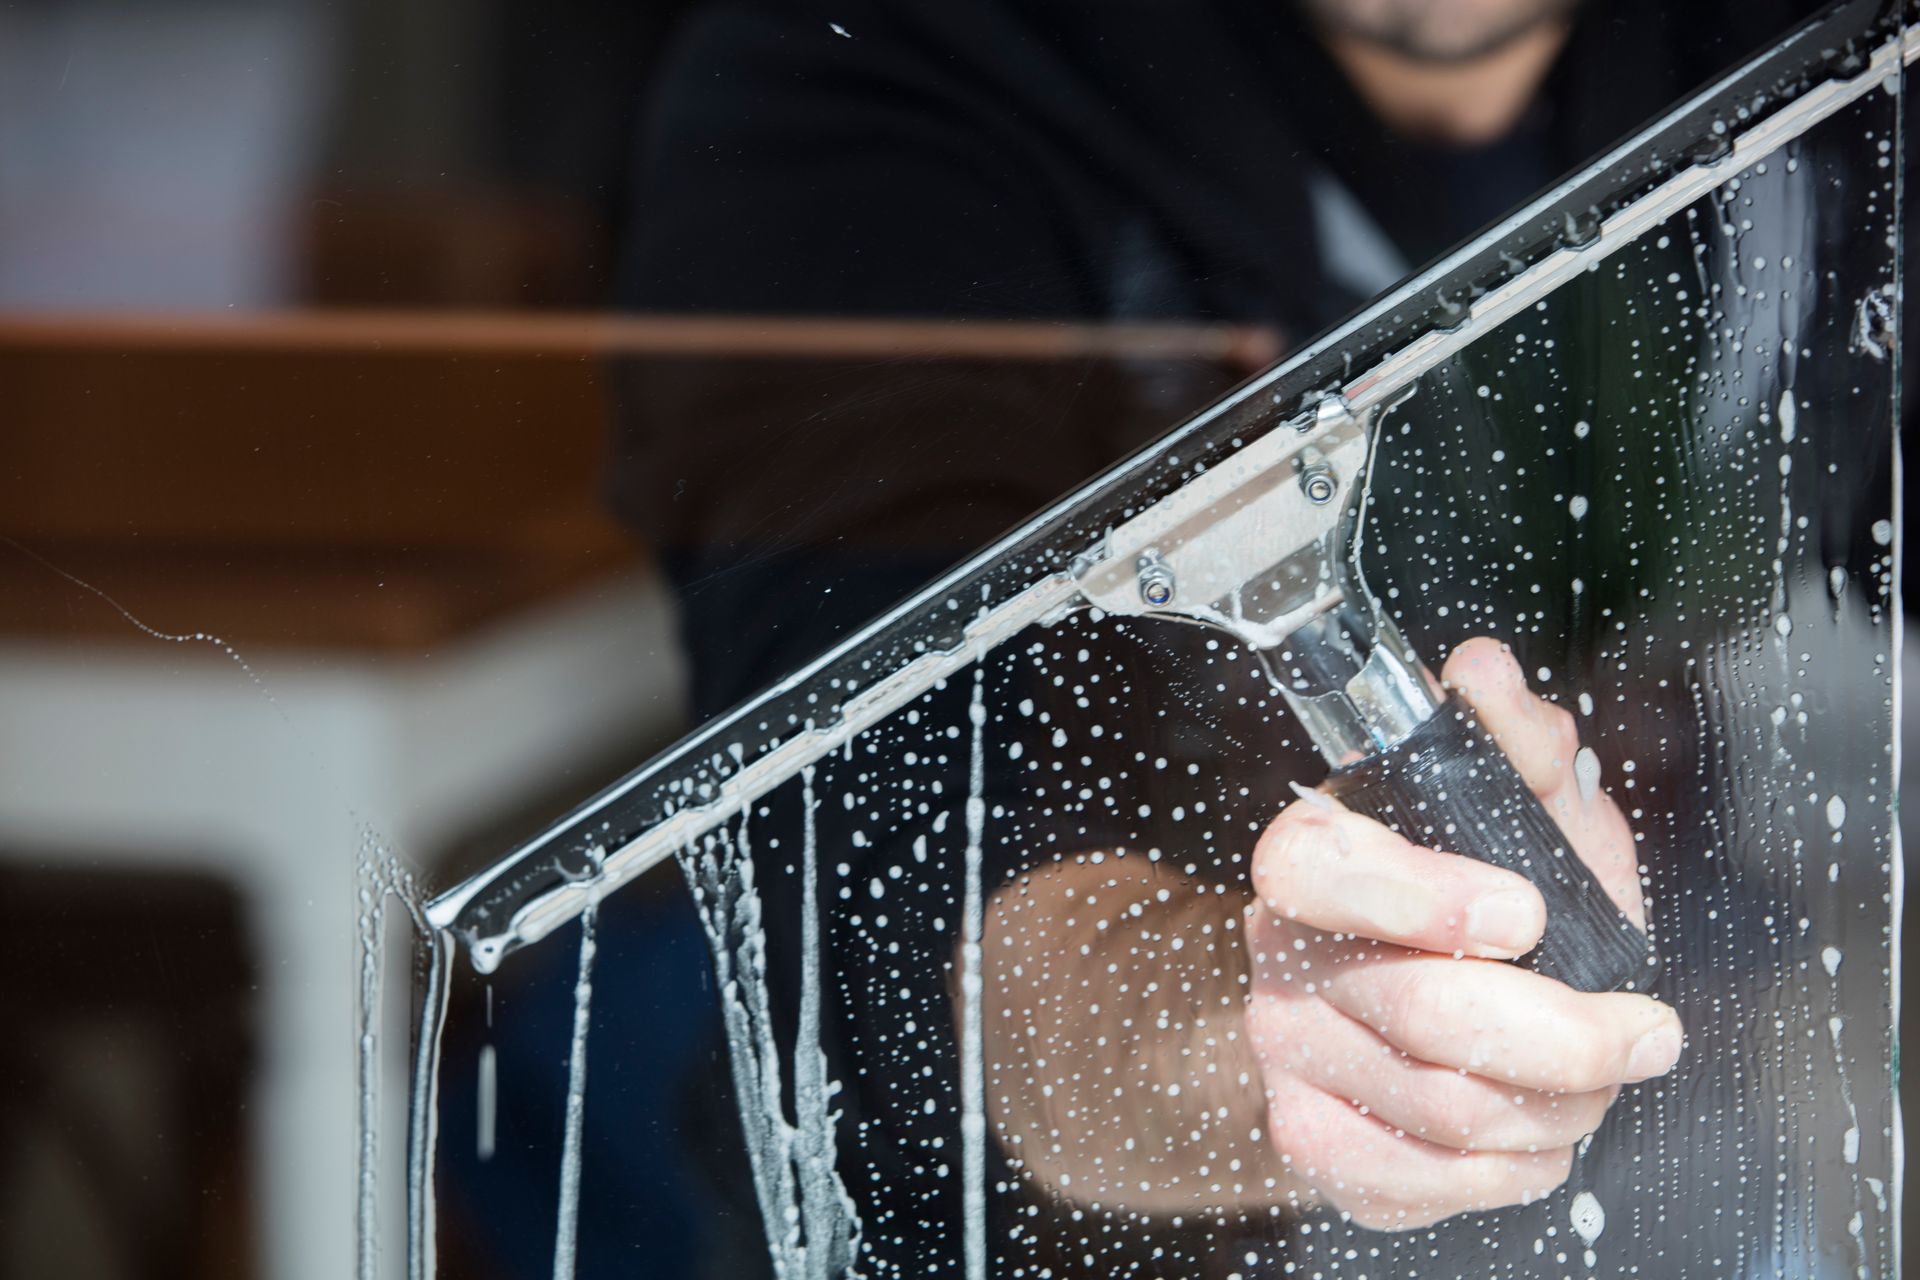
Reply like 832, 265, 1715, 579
1253, 792, 1547, 959
1440, 637, 1645, 928
1316, 941, 1685, 1093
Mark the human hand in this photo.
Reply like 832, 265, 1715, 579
1243, 637, 1680, 1229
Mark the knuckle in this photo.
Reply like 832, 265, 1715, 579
1559, 1087, 1616, 1141
1268, 1130, 1337, 1200
1253, 810, 1319, 916
1549, 1020, 1623, 1093
1403, 1072, 1494, 1147
1520, 1148, 1576, 1203
1384, 964, 1454, 1049
1319, 1167, 1412, 1229
1360, 1187, 1454, 1231
1243, 997, 1292, 1063
1543, 706, 1580, 764
1241, 906, 1281, 968
1545, 1145, 1576, 1186
1460, 1150, 1551, 1213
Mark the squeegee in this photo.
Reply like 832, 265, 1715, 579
424, 5, 1915, 995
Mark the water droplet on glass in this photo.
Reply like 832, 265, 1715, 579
1570, 1191, 1606, 1245
1574, 747, 1602, 804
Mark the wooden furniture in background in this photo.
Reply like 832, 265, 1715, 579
0, 310, 1270, 651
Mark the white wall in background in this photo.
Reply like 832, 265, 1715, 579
0, 2, 329, 308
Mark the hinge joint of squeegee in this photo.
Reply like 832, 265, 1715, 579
1300, 388, 1357, 429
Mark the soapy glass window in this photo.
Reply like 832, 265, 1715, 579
413, 16, 1904, 1280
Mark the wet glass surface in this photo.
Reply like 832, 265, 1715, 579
0, 4, 1904, 1280
418, 13, 1904, 1280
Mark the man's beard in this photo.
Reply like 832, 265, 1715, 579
1296, 0, 1582, 64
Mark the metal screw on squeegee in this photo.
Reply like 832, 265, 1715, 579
1299, 458, 1337, 504
1135, 551, 1176, 608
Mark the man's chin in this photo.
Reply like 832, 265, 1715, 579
1298, 0, 1581, 65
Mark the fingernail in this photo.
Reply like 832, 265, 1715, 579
1626, 1019, 1683, 1081
1465, 887, 1544, 953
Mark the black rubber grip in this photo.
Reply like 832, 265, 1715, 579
1322, 696, 1657, 993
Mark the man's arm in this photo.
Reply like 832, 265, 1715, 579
982, 852, 1296, 1217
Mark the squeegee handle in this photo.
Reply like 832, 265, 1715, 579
1321, 695, 1658, 993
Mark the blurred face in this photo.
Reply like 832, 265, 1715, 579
1297, 0, 1580, 63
